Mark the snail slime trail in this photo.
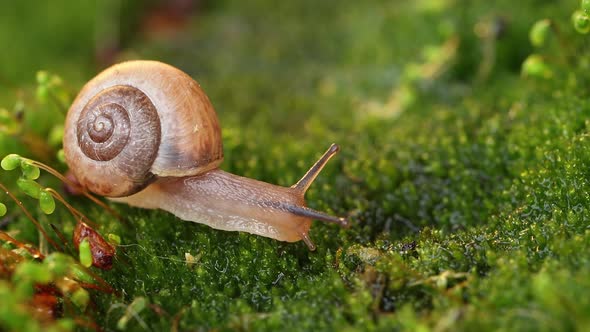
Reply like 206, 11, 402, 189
64, 60, 348, 250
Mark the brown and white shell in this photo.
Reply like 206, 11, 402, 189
63, 60, 223, 197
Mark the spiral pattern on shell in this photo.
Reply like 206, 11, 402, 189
63, 60, 224, 197
71, 85, 161, 196
77, 86, 155, 162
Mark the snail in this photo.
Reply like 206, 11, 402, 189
63, 60, 348, 250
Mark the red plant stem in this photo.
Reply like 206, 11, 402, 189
0, 182, 60, 251
27, 159, 123, 222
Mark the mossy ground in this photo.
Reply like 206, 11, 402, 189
1, 0, 590, 331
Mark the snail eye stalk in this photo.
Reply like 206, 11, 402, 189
288, 144, 349, 250
292, 143, 341, 194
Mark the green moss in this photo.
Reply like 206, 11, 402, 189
2, 0, 590, 331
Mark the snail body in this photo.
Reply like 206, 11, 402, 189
64, 60, 347, 250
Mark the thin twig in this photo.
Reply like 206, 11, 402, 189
26, 159, 123, 222
0, 182, 60, 251
45, 188, 98, 228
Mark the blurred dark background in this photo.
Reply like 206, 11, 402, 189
0, 0, 208, 85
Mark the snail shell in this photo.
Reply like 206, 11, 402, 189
64, 61, 223, 197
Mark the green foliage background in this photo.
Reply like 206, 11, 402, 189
1, 0, 590, 331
